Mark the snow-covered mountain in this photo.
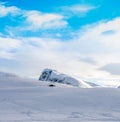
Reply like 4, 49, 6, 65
0, 71, 71, 88
0, 71, 120, 121
39, 69, 97, 88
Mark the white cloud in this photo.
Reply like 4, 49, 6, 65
0, 3, 67, 31
0, 37, 21, 59
24, 11, 67, 30
80, 17, 120, 46
0, 4, 20, 17
61, 4, 96, 16
0, 36, 110, 80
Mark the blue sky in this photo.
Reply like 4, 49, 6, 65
0, 0, 120, 86
4, 0, 120, 29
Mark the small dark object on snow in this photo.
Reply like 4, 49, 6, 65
49, 84, 55, 87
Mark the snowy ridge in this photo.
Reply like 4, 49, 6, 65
39, 69, 95, 88
0, 71, 72, 88
86, 81, 100, 87
0, 71, 18, 77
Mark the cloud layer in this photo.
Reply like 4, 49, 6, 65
0, 4, 19, 17
0, 3, 120, 86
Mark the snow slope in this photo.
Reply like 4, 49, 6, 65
0, 71, 120, 122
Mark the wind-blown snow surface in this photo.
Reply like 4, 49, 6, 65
0, 72, 120, 122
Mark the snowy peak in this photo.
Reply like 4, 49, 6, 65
39, 69, 93, 88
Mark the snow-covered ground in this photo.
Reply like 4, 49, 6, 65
0, 72, 120, 122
